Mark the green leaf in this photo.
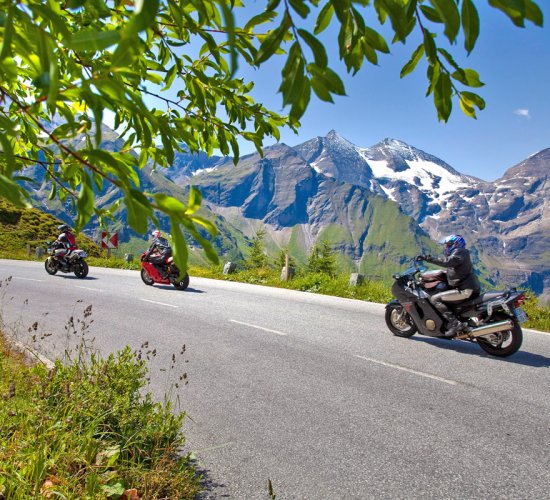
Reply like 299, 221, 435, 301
400, 43, 425, 78
256, 14, 292, 65
308, 64, 346, 96
434, 72, 453, 122
363, 26, 390, 54
218, 1, 237, 78
153, 193, 187, 216
125, 0, 160, 36
423, 30, 437, 64
190, 215, 217, 237
0, 174, 30, 207
186, 186, 202, 214
288, 0, 310, 19
0, 3, 14, 60
244, 11, 277, 32
525, 0, 543, 26
314, 2, 334, 34
461, 91, 486, 110
431, 0, 460, 43
419, 5, 442, 23
181, 217, 219, 265
461, 0, 480, 54
0, 134, 15, 175
125, 189, 152, 234
298, 29, 328, 68
170, 217, 189, 276
451, 68, 484, 88
459, 95, 476, 118
488, 0, 542, 27
75, 172, 95, 231
67, 29, 121, 52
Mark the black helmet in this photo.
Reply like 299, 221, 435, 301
58, 224, 70, 232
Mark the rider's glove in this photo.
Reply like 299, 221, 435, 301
416, 255, 425, 262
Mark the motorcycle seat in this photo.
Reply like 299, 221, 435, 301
461, 290, 507, 307
420, 270, 447, 282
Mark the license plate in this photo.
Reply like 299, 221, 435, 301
514, 307, 528, 324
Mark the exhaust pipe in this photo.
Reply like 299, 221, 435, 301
458, 319, 513, 339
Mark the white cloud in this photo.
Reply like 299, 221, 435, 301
514, 108, 530, 118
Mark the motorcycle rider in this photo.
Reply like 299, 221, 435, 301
143, 230, 172, 277
417, 234, 481, 337
54, 224, 78, 267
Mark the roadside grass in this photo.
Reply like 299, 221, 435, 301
0, 318, 201, 498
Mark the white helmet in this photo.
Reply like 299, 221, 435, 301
152, 230, 161, 239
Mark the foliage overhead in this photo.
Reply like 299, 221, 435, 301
0, 0, 543, 273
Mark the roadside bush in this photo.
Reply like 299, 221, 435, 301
523, 294, 550, 332
0, 342, 201, 498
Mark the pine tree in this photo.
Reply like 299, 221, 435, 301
246, 229, 268, 269
307, 241, 337, 276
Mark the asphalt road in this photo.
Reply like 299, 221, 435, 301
1, 259, 549, 499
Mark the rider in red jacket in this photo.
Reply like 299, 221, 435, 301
55, 224, 78, 265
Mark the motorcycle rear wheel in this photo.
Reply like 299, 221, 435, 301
45, 258, 58, 275
141, 268, 155, 286
476, 316, 523, 357
73, 260, 89, 279
385, 303, 417, 338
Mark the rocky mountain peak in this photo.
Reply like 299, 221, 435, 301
501, 148, 550, 181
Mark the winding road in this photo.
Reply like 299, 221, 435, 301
1, 259, 549, 499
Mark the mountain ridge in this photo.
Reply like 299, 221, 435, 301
19, 126, 550, 300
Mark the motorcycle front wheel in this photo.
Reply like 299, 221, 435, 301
476, 316, 523, 357
140, 268, 155, 286
73, 260, 89, 279
44, 258, 58, 275
385, 303, 417, 338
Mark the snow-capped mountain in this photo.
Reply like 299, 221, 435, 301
171, 131, 548, 298
294, 131, 482, 222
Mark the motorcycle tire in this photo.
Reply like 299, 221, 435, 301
476, 315, 523, 357
73, 260, 89, 279
385, 303, 417, 338
141, 268, 155, 286
45, 258, 58, 275
172, 273, 190, 291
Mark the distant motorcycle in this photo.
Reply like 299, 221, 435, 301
140, 252, 190, 290
44, 241, 89, 278
385, 258, 528, 357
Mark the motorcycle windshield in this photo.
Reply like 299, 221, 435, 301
402, 264, 425, 276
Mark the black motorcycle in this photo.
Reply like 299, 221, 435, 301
385, 259, 528, 357
44, 241, 89, 279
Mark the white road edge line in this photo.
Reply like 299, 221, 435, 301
355, 355, 458, 386
140, 298, 178, 308
229, 319, 288, 336
76, 286, 103, 292
14, 277, 43, 282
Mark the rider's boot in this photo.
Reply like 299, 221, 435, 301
442, 312, 466, 338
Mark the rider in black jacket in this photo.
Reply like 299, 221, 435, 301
417, 235, 481, 337
143, 230, 172, 277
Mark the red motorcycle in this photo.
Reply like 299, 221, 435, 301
140, 252, 190, 290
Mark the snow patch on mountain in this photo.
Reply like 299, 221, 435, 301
357, 150, 469, 200
192, 166, 218, 176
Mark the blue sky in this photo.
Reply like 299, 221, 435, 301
237, 3, 550, 182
